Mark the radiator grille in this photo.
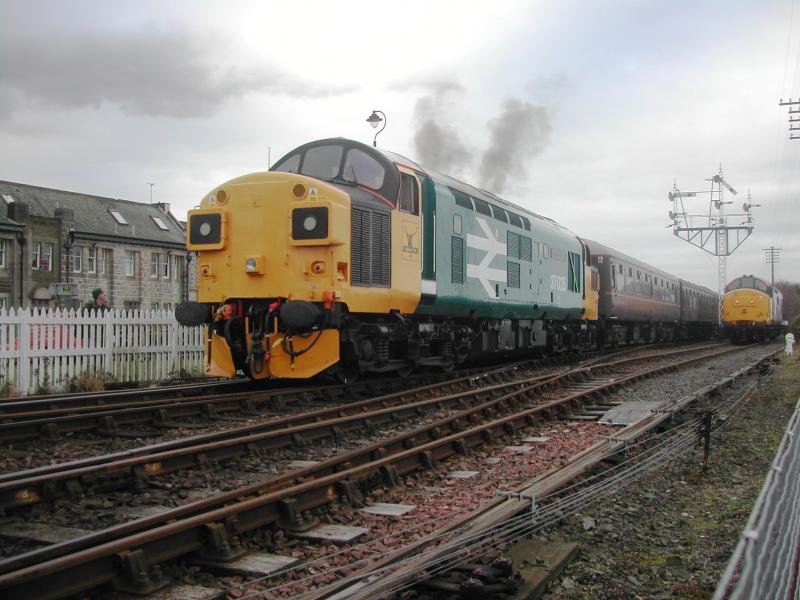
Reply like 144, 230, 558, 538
507, 261, 520, 288
351, 207, 391, 287
452, 236, 464, 284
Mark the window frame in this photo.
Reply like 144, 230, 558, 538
150, 253, 159, 278
86, 246, 97, 274
125, 251, 136, 277
31, 242, 41, 270
0, 239, 6, 269
41, 243, 53, 272
71, 245, 82, 273
398, 172, 420, 215
161, 254, 170, 279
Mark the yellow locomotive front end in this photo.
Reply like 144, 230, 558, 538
722, 275, 782, 342
184, 172, 352, 379
178, 139, 424, 381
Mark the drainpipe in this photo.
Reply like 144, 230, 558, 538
16, 232, 25, 307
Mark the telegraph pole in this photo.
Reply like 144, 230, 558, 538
779, 98, 800, 140
763, 246, 781, 286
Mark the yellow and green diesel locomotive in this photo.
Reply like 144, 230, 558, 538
722, 275, 784, 342
176, 138, 715, 381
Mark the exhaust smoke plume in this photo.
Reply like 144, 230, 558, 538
411, 81, 471, 176
479, 99, 551, 194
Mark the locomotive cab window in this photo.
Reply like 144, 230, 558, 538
398, 173, 419, 214
343, 149, 385, 190
300, 145, 343, 180
274, 153, 300, 173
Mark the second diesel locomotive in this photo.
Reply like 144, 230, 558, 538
722, 274, 784, 342
178, 138, 717, 381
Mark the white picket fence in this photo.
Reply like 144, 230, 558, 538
0, 308, 205, 395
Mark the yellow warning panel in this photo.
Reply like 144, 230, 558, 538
205, 328, 236, 377
269, 329, 340, 378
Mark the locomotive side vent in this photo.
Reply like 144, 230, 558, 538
452, 236, 464, 284
351, 207, 391, 287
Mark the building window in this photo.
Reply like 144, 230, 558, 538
71, 246, 82, 273
32, 242, 41, 270
98, 249, 108, 275
161, 254, 170, 279
172, 255, 180, 280
124, 300, 139, 309
87, 247, 96, 273
0, 294, 7, 309
41, 243, 53, 272
150, 253, 159, 278
126, 251, 136, 277
109, 209, 129, 225
150, 302, 159, 310
0, 240, 7, 268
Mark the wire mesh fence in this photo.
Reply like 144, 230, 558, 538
713, 397, 800, 600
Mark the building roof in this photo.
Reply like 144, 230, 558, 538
0, 181, 186, 247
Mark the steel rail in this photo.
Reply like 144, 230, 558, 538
0, 363, 509, 443
328, 350, 779, 600
0, 344, 723, 509
0, 344, 749, 599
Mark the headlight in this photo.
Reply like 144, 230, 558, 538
292, 207, 328, 240
245, 258, 257, 272
189, 212, 222, 245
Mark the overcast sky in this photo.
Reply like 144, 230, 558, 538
1, 0, 798, 291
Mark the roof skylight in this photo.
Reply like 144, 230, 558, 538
109, 209, 128, 225
151, 216, 169, 231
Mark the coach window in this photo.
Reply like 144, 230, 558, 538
508, 213, 523, 228
398, 173, 419, 214
453, 214, 462, 235
342, 148, 385, 190
755, 280, 768, 293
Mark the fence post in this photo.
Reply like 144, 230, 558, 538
104, 309, 114, 376
170, 312, 179, 376
18, 308, 30, 395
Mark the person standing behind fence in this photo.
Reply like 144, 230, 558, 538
83, 288, 110, 314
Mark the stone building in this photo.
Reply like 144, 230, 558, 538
0, 181, 196, 310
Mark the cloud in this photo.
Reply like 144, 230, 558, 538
0, 29, 354, 119
479, 99, 552, 194
410, 81, 472, 176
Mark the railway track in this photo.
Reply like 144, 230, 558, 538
0, 363, 523, 443
0, 342, 758, 599
0, 343, 722, 510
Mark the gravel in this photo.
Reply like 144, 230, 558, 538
539, 344, 796, 600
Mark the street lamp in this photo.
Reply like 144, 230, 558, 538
366, 110, 386, 147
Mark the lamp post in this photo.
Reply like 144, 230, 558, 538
366, 110, 386, 147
